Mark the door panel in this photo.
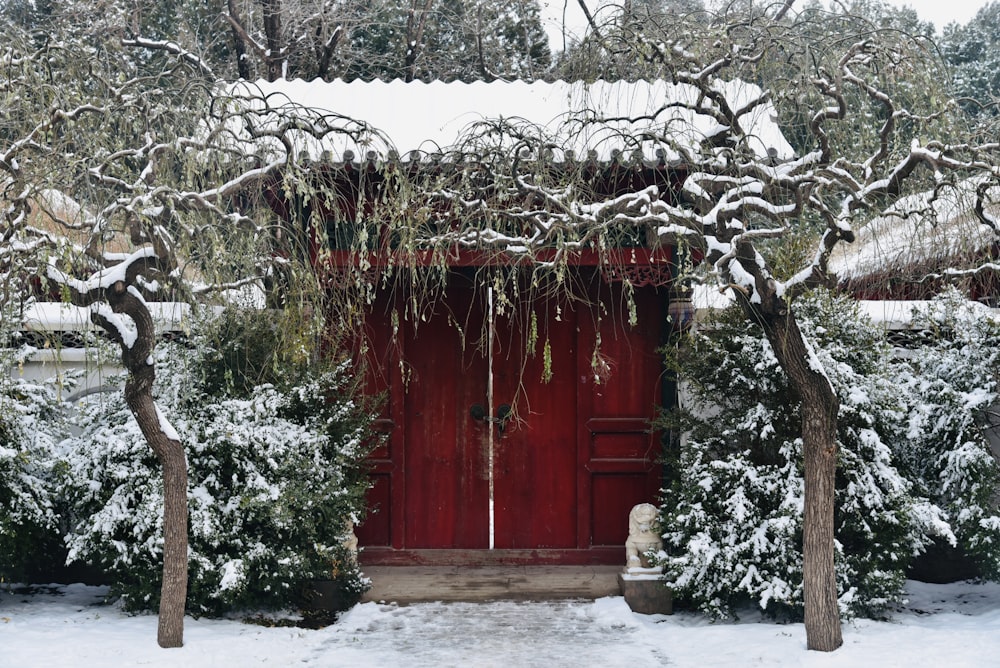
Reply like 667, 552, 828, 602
350, 294, 400, 549
492, 298, 579, 549
578, 285, 665, 547
402, 278, 490, 549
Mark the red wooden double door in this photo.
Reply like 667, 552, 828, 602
356, 271, 664, 564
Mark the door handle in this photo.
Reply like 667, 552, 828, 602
470, 403, 513, 435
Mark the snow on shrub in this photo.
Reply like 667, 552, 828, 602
60, 307, 377, 615
0, 335, 73, 581
657, 291, 947, 620
893, 289, 1000, 577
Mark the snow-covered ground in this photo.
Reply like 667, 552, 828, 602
2, 579, 998, 667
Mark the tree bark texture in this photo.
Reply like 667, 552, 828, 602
403, 0, 433, 82
227, 0, 252, 79
757, 308, 843, 652
108, 285, 189, 648
262, 0, 284, 81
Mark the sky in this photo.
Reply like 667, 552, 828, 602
888, 0, 992, 28
538, 1, 992, 51
3, 579, 1000, 667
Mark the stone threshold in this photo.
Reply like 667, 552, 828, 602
359, 565, 623, 604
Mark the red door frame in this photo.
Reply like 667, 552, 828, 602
354, 263, 669, 566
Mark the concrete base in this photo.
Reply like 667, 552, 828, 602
360, 565, 622, 604
618, 573, 672, 615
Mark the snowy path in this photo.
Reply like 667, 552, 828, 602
3, 580, 1000, 667
315, 599, 671, 666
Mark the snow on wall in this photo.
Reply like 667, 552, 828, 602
20, 302, 192, 333
692, 285, 1000, 332
13, 302, 193, 401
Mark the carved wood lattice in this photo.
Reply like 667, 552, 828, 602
600, 264, 673, 287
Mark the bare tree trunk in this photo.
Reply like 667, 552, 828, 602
756, 307, 843, 652
100, 283, 189, 648
262, 0, 284, 81
575, 0, 604, 42
316, 23, 343, 81
227, 0, 252, 79
772, 0, 797, 22
126, 379, 188, 648
403, 0, 433, 82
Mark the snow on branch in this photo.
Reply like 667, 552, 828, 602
90, 301, 138, 349
394, 27, 1000, 313
46, 246, 162, 297
122, 37, 216, 79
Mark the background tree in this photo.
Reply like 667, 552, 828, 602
222, 0, 551, 81
940, 2, 1000, 122
79, 0, 554, 82
554, 0, 711, 80
342, 0, 551, 81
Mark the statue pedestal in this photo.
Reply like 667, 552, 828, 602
618, 568, 672, 615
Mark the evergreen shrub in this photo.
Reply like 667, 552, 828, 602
0, 317, 72, 583
894, 289, 1000, 577
60, 306, 378, 615
656, 291, 950, 619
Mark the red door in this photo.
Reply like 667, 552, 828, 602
356, 271, 663, 564
491, 292, 579, 550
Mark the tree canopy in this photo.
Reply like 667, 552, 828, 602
1, 0, 551, 81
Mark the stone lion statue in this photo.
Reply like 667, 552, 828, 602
343, 520, 359, 564
625, 503, 662, 568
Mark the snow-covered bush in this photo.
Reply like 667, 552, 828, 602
893, 289, 1000, 577
60, 307, 377, 615
0, 339, 73, 582
657, 291, 947, 619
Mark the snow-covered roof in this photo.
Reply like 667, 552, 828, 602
691, 285, 1000, 330
227, 78, 794, 165
829, 179, 999, 282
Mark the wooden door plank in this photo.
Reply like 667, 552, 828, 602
353, 291, 404, 549
492, 294, 579, 549
402, 277, 490, 549
580, 283, 665, 549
